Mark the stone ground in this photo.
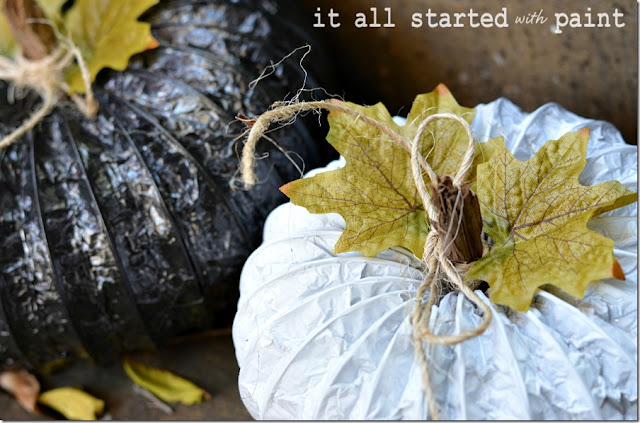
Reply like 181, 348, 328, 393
0, 332, 252, 420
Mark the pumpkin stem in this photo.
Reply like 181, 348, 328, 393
0, 0, 98, 150
2, 0, 57, 60
427, 176, 484, 266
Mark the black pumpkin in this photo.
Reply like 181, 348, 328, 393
0, 0, 334, 371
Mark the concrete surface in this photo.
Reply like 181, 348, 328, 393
0, 332, 252, 420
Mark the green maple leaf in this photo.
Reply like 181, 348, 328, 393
281, 84, 501, 258
466, 129, 637, 312
64, 0, 159, 93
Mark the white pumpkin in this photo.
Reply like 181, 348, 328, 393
232, 98, 638, 420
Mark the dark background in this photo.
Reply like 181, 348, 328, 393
301, 0, 638, 144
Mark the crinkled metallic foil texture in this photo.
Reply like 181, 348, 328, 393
0, 0, 333, 371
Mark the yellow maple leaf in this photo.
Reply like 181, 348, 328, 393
64, 0, 159, 93
281, 84, 500, 258
38, 387, 104, 420
123, 357, 209, 405
466, 129, 637, 311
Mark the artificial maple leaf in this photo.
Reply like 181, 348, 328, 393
64, 0, 159, 93
34, 0, 66, 23
466, 129, 637, 312
281, 84, 500, 258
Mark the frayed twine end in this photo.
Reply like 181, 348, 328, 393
238, 99, 409, 189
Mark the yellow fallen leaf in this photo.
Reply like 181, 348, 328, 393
123, 357, 209, 405
38, 387, 104, 420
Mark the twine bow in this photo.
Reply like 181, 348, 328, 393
239, 101, 492, 420
408, 113, 492, 419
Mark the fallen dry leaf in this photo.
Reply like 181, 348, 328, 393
38, 387, 105, 420
0, 368, 41, 413
123, 357, 210, 405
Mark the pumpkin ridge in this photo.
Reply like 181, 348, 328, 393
138, 44, 250, 107
476, 295, 531, 418
308, 302, 407, 418
358, 310, 412, 417
104, 89, 254, 250
125, 67, 234, 121
150, 25, 323, 99
0, 286, 27, 366
58, 110, 161, 358
62, 110, 161, 353
523, 306, 602, 418
27, 132, 88, 368
240, 276, 422, 352
99, 95, 213, 341
103, 91, 252, 328
138, 43, 314, 119
151, 0, 315, 46
537, 291, 637, 363
1, 135, 85, 370
256, 293, 405, 416
46, 112, 142, 365
143, 44, 252, 85
147, 9, 322, 90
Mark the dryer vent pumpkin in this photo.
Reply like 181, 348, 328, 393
0, 0, 334, 371
233, 96, 637, 420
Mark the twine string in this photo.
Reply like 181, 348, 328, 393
0, 20, 97, 150
240, 100, 411, 188
238, 101, 493, 420
408, 113, 493, 419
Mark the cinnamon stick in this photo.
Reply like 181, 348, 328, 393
2, 0, 56, 60
428, 176, 484, 264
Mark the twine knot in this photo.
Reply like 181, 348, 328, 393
408, 113, 492, 420
238, 103, 492, 421
0, 28, 97, 150
9, 50, 61, 91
